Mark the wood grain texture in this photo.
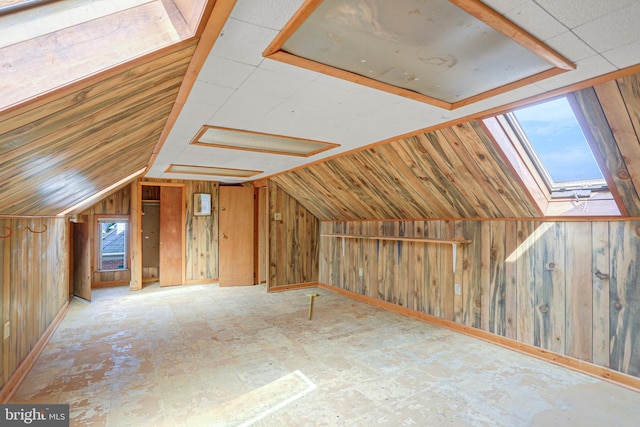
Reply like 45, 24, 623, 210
272, 121, 539, 221
574, 88, 640, 216
0, 42, 196, 216
268, 182, 319, 290
0, 217, 69, 391
609, 221, 640, 377
185, 181, 219, 282
318, 218, 640, 381
159, 186, 184, 286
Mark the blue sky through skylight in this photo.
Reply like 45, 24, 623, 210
513, 97, 604, 184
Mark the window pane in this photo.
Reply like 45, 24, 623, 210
99, 221, 127, 270
512, 97, 605, 185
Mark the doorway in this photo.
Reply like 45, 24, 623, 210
137, 183, 185, 288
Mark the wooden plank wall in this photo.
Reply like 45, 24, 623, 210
80, 186, 131, 287
141, 178, 219, 283
268, 182, 319, 289
320, 219, 640, 379
0, 217, 69, 390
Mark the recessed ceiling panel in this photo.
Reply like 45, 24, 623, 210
191, 125, 339, 157
264, 0, 575, 109
166, 164, 262, 178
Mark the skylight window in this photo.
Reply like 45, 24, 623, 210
506, 96, 607, 194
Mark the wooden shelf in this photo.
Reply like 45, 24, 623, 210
321, 233, 472, 273
320, 234, 472, 245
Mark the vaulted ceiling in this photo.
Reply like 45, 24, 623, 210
2, 0, 640, 218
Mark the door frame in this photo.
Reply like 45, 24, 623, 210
131, 181, 186, 290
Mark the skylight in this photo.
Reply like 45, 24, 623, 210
506, 96, 607, 193
0, 0, 206, 110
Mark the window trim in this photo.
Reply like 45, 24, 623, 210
95, 215, 130, 272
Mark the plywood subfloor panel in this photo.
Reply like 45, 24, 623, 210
10, 284, 640, 425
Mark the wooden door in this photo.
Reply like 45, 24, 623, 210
159, 186, 183, 287
219, 186, 255, 286
72, 222, 91, 301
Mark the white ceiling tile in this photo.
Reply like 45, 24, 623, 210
211, 18, 279, 66
544, 31, 597, 63
534, 55, 617, 91
258, 58, 320, 81
602, 39, 640, 69
199, 55, 256, 89
482, 0, 528, 15
230, 0, 306, 30
505, 2, 568, 41
573, 2, 640, 53
187, 81, 235, 106
534, 0, 636, 29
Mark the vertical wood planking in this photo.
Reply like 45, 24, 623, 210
534, 222, 565, 353
516, 221, 537, 345
592, 222, 610, 367
460, 221, 482, 328
504, 221, 518, 339
609, 221, 640, 376
486, 221, 507, 335
565, 222, 593, 361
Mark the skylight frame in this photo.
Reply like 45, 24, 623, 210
263, 0, 576, 110
502, 95, 608, 194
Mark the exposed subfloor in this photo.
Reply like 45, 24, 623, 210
11, 283, 640, 426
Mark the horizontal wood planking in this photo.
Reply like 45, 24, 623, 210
273, 120, 540, 221
268, 182, 319, 290
319, 219, 640, 381
0, 217, 69, 394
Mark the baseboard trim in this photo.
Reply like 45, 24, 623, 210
0, 301, 70, 403
317, 283, 640, 392
92, 280, 129, 288
268, 282, 320, 293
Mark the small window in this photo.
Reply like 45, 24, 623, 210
505, 96, 607, 195
98, 219, 128, 271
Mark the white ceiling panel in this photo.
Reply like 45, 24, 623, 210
534, 0, 637, 29
229, 0, 306, 30
210, 18, 279, 66
145, 0, 640, 183
198, 55, 256, 89
504, 2, 568, 41
573, 2, 640, 53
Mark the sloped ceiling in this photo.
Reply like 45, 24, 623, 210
273, 72, 640, 221
0, 42, 196, 216
2, 0, 640, 219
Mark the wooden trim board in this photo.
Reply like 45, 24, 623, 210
267, 282, 320, 293
316, 283, 640, 392
0, 301, 70, 403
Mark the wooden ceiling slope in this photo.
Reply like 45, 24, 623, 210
0, 41, 197, 216
272, 71, 640, 222
273, 120, 540, 221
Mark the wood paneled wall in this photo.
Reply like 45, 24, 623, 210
184, 180, 219, 282
268, 183, 319, 289
320, 219, 640, 379
0, 217, 69, 391
80, 186, 132, 287
141, 178, 219, 283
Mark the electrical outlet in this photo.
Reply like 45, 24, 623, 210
358, 268, 363, 277
3, 321, 9, 339
454, 283, 461, 295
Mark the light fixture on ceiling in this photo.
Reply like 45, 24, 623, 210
263, 0, 575, 110
165, 164, 263, 178
191, 125, 340, 157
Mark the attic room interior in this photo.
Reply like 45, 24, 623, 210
2, 0, 640, 424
